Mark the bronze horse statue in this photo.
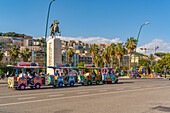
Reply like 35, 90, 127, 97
49, 20, 61, 37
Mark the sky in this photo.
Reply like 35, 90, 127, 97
0, 0, 170, 54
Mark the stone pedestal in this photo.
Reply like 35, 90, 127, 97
47, 36, 62, 75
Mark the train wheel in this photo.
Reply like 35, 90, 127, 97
58, 82, 63, 87
20, 84, 25, 90
96, 80, 100, 85
35, 83, 41, 89
70, 82, 74, 87
87, 81, 91, 85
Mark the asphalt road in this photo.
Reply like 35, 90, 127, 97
0, 79, 170, 113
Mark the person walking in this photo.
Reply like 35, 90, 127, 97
1, 72, 4, 79
164, 67, 167, 78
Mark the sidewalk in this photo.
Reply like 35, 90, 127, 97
119, 76, 170, 80
0, 79, 7, 84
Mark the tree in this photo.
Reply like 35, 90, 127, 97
115, 43, 125, 69
125, 37, 137, 72
108, 43, 116, 68
66, 48, 74, 63
154, 52, 166, 57
0, 32, 2, 36
94, 54, 102, 67
149, 53, 154, 60
101, 51, 107, 67
0, 49, 4, 62
3, 32, 25, 37
21, 48, 31, 62
90, 44, 99, 64
9, 46, 20, 65
138, 58, 150, 67
157, 53, 170, 73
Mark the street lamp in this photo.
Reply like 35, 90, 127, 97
155, 46, 159, 75
44, 0, 55, 74
134, 22, 149, 72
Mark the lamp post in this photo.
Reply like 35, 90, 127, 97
155, 46, 159, 75
44, 0, 55, 74
134, 22, 149, 73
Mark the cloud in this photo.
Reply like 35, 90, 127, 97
137, 39, 170, 54
58, 36, 122, 44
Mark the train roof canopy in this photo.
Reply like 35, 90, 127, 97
47, 66, 78, 69
12, 66, 46, 69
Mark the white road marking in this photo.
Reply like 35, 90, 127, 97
0, 86, 169, 107
77, 92, 88, 94
48, 94, 64, 97
18, 97, 36, 100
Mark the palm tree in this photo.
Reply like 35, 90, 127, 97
102, 50, 109, 67
115, 43, 125, 69
108, 43, 116, 68
93, 54, 102, 67
9, 46, 20, 65
125, 37, 137, 71
90, 44, 99, 64
21, 48, 31, 62
0, 49, 4, 62
66, 48, 74, 63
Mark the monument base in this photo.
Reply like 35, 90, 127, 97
47, 36, 62, 75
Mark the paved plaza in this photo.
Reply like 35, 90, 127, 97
0, 79, 170, 113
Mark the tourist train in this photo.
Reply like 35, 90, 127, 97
8, 63, 119, 90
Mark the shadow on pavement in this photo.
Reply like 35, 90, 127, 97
117, 82, 134, 84
9, 81, 134, 91
15, 84, 104, 91
152, 106, 170, 112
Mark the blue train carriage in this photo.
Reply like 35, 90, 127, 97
101, 68, 118, 84
8, 62, 46, 90
47, 63, 77, 87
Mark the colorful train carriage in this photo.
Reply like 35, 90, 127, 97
101, 68, 118, 84
8, 63, 46, 90
78, 65, 101, 85
47, 63, 78, 87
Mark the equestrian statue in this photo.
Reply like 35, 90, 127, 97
49, 20, 61, 37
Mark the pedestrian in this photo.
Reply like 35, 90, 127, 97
1, 72, 4, 79
164, 67, 167, 78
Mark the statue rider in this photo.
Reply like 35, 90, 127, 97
49, 20, 61, 37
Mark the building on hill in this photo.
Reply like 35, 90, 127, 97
62, 52, 79, 66
33, 40, 41, 46
130, 54, 144, 66
31, 50, 45, 67
2, 50, 12, 66
121, 55, 130, 66
13, 40, 23, 47
20, 46, 43, 52
79, 55, 92, 64
24, 36, 33, 39
24, 39, 33, 46
0, 36, 11, 43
